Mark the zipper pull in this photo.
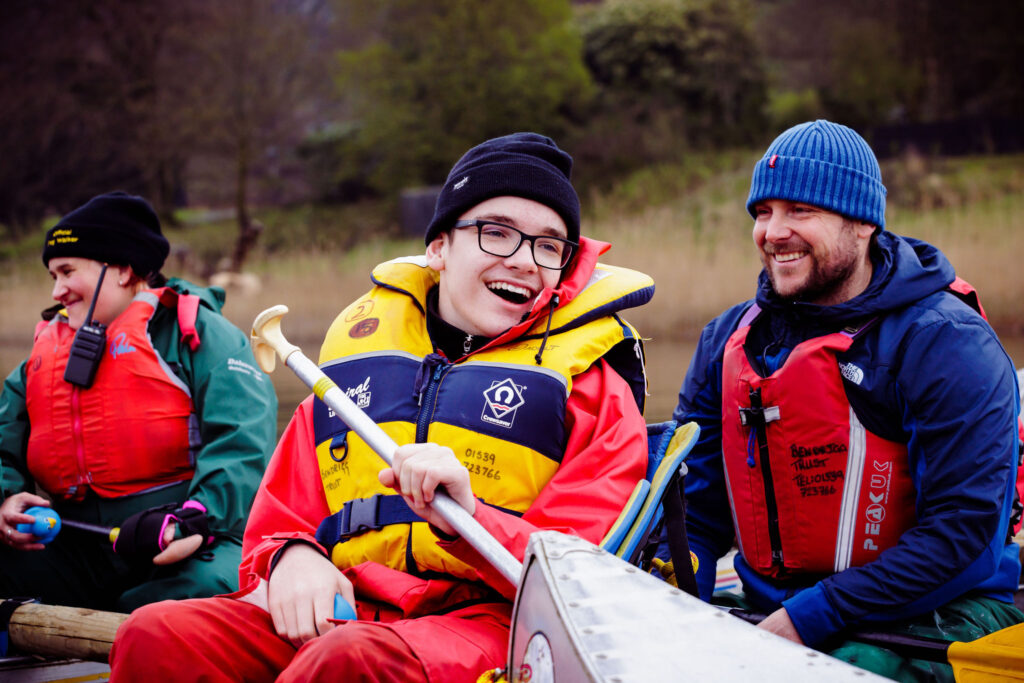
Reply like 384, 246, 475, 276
463, 334, 473, 355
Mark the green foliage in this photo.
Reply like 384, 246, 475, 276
756, 0, 1024, 129
329, 0, 592, 195
820, 17, 921, 128
165, 200, 402, 275
578, 0, 766, 142
297, 122, 378, 203
883, 152, 1024, 213
570, 0, 767, 184
765, 88, 825, 132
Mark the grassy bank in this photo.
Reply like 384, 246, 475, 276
2, 150, 1022, 424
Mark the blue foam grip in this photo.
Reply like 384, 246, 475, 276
333, 593, 356, 620
16, 506, 61, 544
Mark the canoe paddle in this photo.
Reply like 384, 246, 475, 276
250, 305, 523, 586
730, 608, 1024, 682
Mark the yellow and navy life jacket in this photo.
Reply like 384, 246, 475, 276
25, 289, 201, 500
312, 256, 653, 581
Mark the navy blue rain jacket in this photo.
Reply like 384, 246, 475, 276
674, 231, 1021, 646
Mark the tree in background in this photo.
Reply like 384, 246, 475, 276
326, 0, 591, 195
2, 0, 1021, 241
899, 0, 1024, 122
0, 0, 333, 269
573, 0, 766, 179
169, 0, 335, 271
0, 0, 190, 235
758, 0, 1024, 137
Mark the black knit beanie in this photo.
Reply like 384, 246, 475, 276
424, 132, 580, 246
42, 191, 170, 276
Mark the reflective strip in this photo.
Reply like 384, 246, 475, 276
138, 291, 193, 397
467, 358, 568, 393
136, 290, 160, 307
834, 405, 866, 572
321, 350, 423, 369
720, 444, 748, 561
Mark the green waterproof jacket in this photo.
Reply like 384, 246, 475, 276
0, 278, 278, 541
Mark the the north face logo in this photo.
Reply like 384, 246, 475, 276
481, 378, 525, 428
839, 362, 864, 385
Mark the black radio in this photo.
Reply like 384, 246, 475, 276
64, 264, 109, 388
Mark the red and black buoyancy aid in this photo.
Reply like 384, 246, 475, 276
25, 289, 202, 500
721, 306, 917, 578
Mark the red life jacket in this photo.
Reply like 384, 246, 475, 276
25, 289, 201, 500
721, 310, 917, 578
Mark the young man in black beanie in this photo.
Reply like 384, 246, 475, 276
112, 133, 654, 682
0, 191, 279, 612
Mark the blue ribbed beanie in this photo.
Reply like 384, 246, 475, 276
746, 120, 887, 229
424, 132, 580, 245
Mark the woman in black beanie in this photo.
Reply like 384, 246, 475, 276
0, 191, 278, 613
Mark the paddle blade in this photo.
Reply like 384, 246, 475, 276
949, 622, 1024, 682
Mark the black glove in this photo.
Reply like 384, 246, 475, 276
114, 501, 213, 562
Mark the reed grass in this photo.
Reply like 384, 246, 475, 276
2, 151, 1021, 423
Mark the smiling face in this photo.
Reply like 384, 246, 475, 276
426, 196, 566, 338
752, 199, 876, 306
48, 257, 136, 330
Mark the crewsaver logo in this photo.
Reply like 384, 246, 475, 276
481, 378, 525, 428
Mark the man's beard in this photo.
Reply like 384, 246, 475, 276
765, 223, 862, 304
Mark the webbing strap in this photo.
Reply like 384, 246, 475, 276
314, 494, 424, 547
176, 294, 201, 351
738, 303, 760, 329
660, 470, 699, 597
156, 289, 202, 351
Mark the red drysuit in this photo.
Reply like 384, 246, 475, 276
110, 359, 646, 682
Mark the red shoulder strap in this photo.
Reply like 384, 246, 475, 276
154, 288, 202, 351
948, 276, 987, 320
176, 294, 201, 351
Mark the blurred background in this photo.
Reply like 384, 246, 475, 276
1, 0, 1022, 432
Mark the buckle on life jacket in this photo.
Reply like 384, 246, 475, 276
314, 494, 424, 548
738, 404, 780, 427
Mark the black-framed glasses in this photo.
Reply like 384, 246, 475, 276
452, 220, 578, 270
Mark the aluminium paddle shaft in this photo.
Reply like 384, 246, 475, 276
250, 305, 524, 586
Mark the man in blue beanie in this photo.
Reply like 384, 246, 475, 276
111, 133, 654, 681
669, 120, 1023, 681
